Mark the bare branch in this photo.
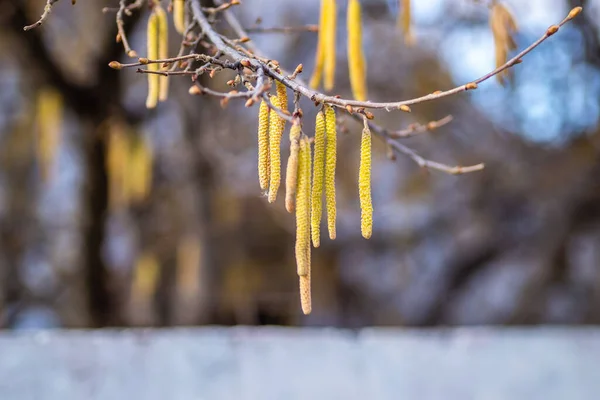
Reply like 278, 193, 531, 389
24, 0, 61, 31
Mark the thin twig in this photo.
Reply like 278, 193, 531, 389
245, 25, 319, 34
24, 0, 61, 31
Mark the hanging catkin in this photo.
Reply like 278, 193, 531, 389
359, 119, 373, 239
285, 121, 302, 213
399, 0, 413, 45
489, 3, 517, 85
297, 135, 312, 315
156, 5, 169, 102
309, 0, 326, 89
268, 95, 284, 203
258, 100, 270, 191
267, 82, 288, 203
323, 0, 337, 91
310, 0, 337, 90
173, 0, 186, 35
311, 110, 326, 247
299, 264, 312, 315
295, 135, 312, 278
145, 11, 160, 109
347, 0, 367, 101
324, 106, 337, 240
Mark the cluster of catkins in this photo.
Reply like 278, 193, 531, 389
257, 82, 373, 315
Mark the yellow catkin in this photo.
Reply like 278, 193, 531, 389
295, 136, 311, 276
156, 5, 169, 102
311, 110, 326, 247
489, 3, 517, 85
295, 135, 312, 278
300, 268, 312, 315
107, 124, 128, 209
285, 121, 302, 213
359, 120, 373, 239
310, 0, 331, 89
323, 0, 337, 91
268, 95, 284, 203
173, 0, 186, 35
258, 100, 271, 191
145, 12, 160, 109
276, 81, 288, 115
129, 135, 153, 203
347, 0, 367, 101
324, 106, 337, 240
399, 0, 414, 45
35, 87, 63, 183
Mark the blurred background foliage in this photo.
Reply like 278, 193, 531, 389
0, 0, 599, 329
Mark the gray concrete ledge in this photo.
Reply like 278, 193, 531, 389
0, 327, 599, 400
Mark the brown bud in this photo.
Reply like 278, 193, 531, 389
364, 111, 374, 120
116, 33, 122, 43
345, 105, 354, 114
220, 98, 229, 108
227, 79, 236, 86
245, 98, 255, 107
465, 82, 478, 90
568, 7, 582, 20
240, 59, 252, 68
108, 61, 122, 70
209, 69, 217, 78
399, 105, 411, 113
433, 90, 442, 95
240, 37, 251, 43
127, 50, 138, 58
138, 57, 149, 64
295, 64, 303, 74
546, 25, 559, 36
188, 85, 202, 95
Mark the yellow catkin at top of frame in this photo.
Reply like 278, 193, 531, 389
347, 0, 367, 101
359, 120, 373, 239
155, 5, 169, 102
310, 0, 333, 89
145, 12, 160, 109
324, 106, 337, 240
399, 0, 414, 46
323, 0, 337, 91
311, 110, 326, 247
295, 135, 312, 278
268, 96, 284, 203
173, 0, 186, 35
285, 121, 302, 213
258, 100, 271, 191
489, 3, 518, 85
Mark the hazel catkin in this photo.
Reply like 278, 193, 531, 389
145, 11, 160, 109
258, 100, 271, 191
347, 0, 367, 101
285, 121, 302, 213
359, 120, 373, 239
295, 135, 312, 278
324, 105, 337, 240
311, 110, 326, 247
